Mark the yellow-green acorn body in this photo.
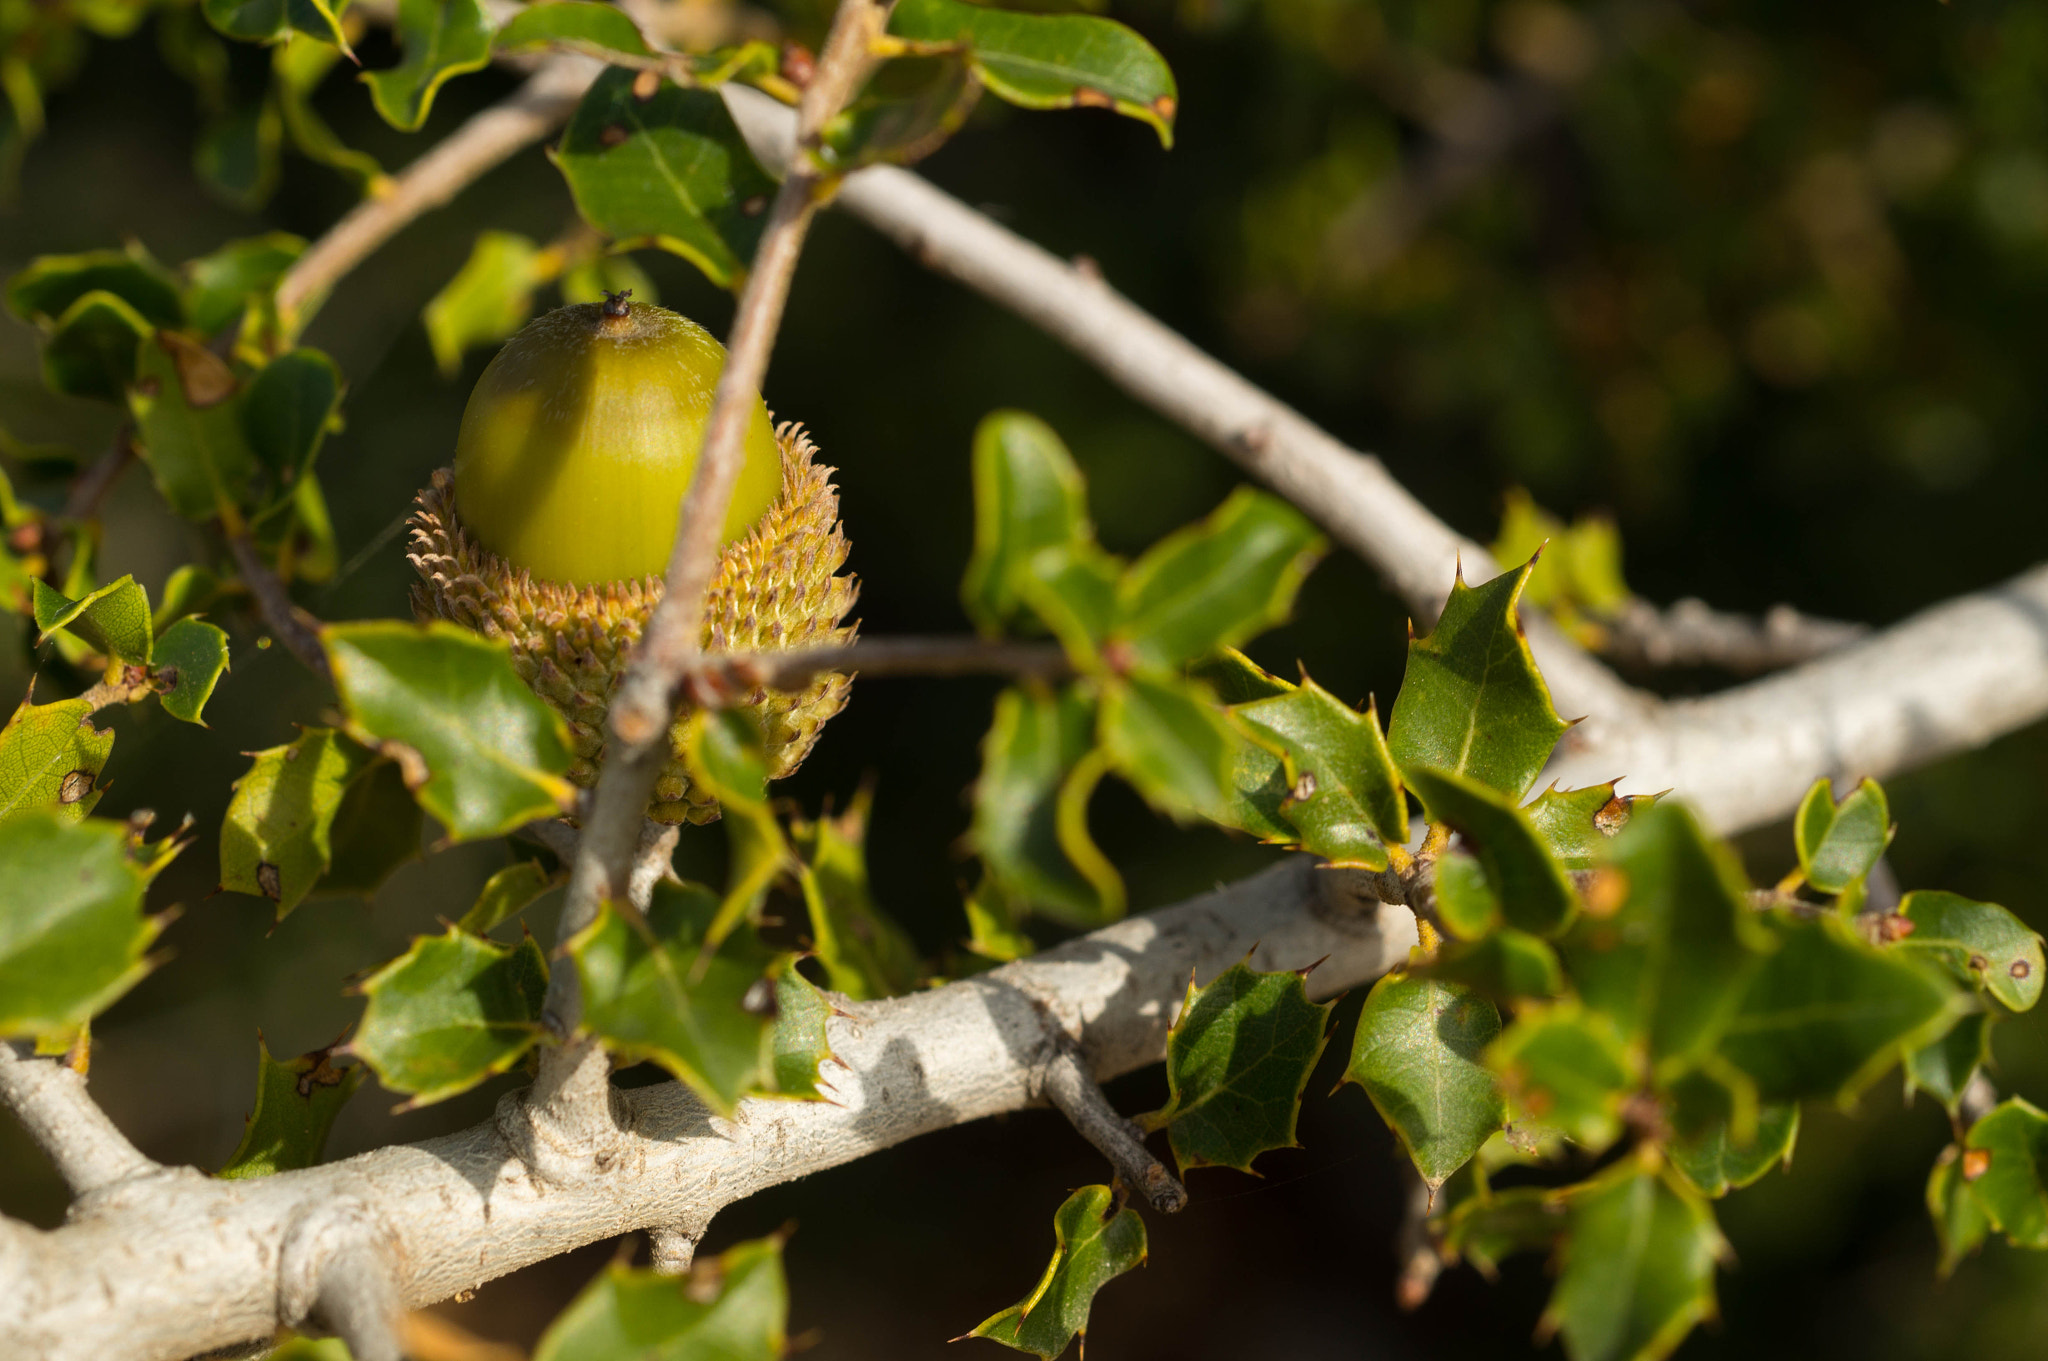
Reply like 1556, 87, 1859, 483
409, 299, 856, 824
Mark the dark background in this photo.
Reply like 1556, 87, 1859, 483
4, 0, 2048, 1357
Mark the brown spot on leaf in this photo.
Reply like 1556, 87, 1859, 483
2013, 958, 2033, 980
1962, 1147, 1993, 1181
58, 769, 94, 804
1073, 86, 1114, 110
1593, 794, 1633, 837
1969, 952, 1991, 972
631, 69, 660, 101
256, 862, 283, 901
1153, 95, 1178, 123
151, 665, 178, 692
600, 123, 630, 149
293, 1047, 350, 1098
1289, 770, 1319, 804
1583, 867, 1629, 918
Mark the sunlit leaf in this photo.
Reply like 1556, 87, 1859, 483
962, 410, 1091, 635
152, 616, 231, 724
457, 859, 558, 936
0, 811, 162, 1040
1386, 558, 1571, 801
1897, 890, 2045, 1012
33, 574, 153, 664
1434, 847, 1501, 939
1142, 959, 1331, 1174
535, 1235, 787, 1361
1526, 781, 1644, 869
1406, 766, 1577, 937
1345, 971, 1504, 1190
241, 347, 342, 495
1793, 777, 1891, 894
201, 0, 351, 51
965, 1184, 1147, 1359
970, 684, 1121, 928
422, 230, 546, 378
1430, 928, 1564, 1000
1964, 1098, 2048, 1249
819, 54, 982, 171
361, 0, 492, 131
1234, 671, 1405, 867
1098, 672, 1232, 823
771, 962, 834, 1100
324, 621, 576, 841
220, 728, 378, 916
789, 789, 921, 1000
0, 693, 114, 822
216, 1035, 364, 1179
494, 0, 652, 58
1488, 1001, 1636, 1151
1542, 1162, 1723, 1361
349, 926, 548, 1107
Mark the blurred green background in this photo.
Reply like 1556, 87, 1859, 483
4, 0, 2048, 1356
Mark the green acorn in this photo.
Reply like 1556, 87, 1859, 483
408, 296, 857, 824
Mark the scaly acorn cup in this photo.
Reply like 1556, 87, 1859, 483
407, 297, 857, 824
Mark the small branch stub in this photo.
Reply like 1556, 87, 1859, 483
1039, 1030, 1187, 1214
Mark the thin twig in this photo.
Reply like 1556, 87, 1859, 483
0, 1042, 159, 1197
1393, 1165, 1446, 1310
678, 636, 1069, 706
61, 426, 136, 522
1596, 598, 1868, 675
227, 534, 334, 686
1039, 1029, 1186, 1213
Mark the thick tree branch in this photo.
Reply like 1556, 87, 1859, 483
0, 1043, 159, 1197
0, 861, 1414, 1361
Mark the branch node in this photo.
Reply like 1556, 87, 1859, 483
501, 1038, 631, 1188
278, 1200, 402, 1361
646, 1223, 704, 1275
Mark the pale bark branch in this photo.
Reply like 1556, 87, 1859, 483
0, 1043, 158, 1198
0, 860, 1415, 1361
1039, 1030, 1186, 1214
1596, 598, 1867, 675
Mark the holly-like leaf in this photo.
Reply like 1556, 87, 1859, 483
789, 789, 922, 1000
42, 291, 152, 401
0, 812, 162, 1040
771, 962, 834, 1100
1793, 777, 1891, 895
152, 617, 231, 724
1488, 1002, 1636, 1151
1927, 1142, 1992, 1276
1717, 913, 1956, 1103
202, 0, 351, 50
33, 574, 153, 664
216, 1036, 364, 1179
1897, 890, 2045, 1013
1142, 959, 1331, 1174
962, 410, 1091, 635
317, 759, 423, 899
1406, 766, 1578, 937
970, 684, 1122, 928
1386, 558, 1570, 802
678, 708, 789, 947
555, 68, 778, 289
0, 694, 114, 822
1234, 673, 1405, 868
362, 0, 492, 131
129, 332, 258, 520
566, 885, 789, 1114
324, 621, 575, 841
1111, 488, 1323, 673
241, 347, 342, 494
1345, 972, 1504, 1190
1440, 1184, 1569, 1276
349, 926, 548, 1107
1542, 1163, 1723, 1361
890, 0, 1179, 147
1018, 540, 1122, 666
222, 728, 383, 917
819, 53, 983, 172
535, 1235, 787, 1361
183, 232, 305, 338
1669, 1102, 1799, 1200
1526, 782, 1644, 869
457, 859, 558, 936
1563, 802, 1767, 1070
422, 230, 546, 377
8, 248, 184, 328
1434, 848, 1501, 939
1098, 672, 1233, 823
494, 0, 652, 58
1964, 1098, 2048, 1249
965, 1184, 1147, 1359
1430, 928, 1564, 1000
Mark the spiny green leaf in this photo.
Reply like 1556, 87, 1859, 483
1406, 765, 1578, 937
494, 0, 652, 58
1143, 959, 1331, 1175
1563, 801, 1768, 1070
890, 0, 1179, 147
962, 410, 1092, 636
1345, 971, 1504, 1190
1669, 1101, 1798, 1200
0, 693, 114, 822
183, 232, 305, 338
1189, 648, 1293, 705
678, 708, 789, 947
1897, 890, 2045, 1012
1488, 1001, 1637, 1151
535, 1236, 787, 1361
965, 1184, 1147, 1359
350, 926, 548, 1107
1430, 928, 1564, 1001
323, 621, 575, 842
8, 247, 183, 328
1098, 672, 1233, 823
1111, 488, 1324, 673
1526, 781, 1645, 869
1793, 777, 1891, 895
129, 332, 258, 520
152, 617, 230, 724
33, 574, 153, 664
1017, 541, 1122, 666
1386, 557, 1570, 802
1964, 1098, 2048, 1249
42, 291, 152, 401
1717, 912, 1957, 1103
457, 859, 558, 936
241, 348, 342, 494
1927, 1142, 1991, 1276
1543, 1162, 1723, 1361
0, 811, 162, 1040
1440, 1184, 1568, 1275
818, 53, 983, 172
566, 885, 790, 1114
555, 67, 777, 289
202, 0, 351, 50
771, 962, 834, 1100
362, 0, 492, 131
422, 230, 546, 378
970, 684, 1122, 928
224, 730, 379, 917
789, 789, 922, 1000
216, 1035, 364, 1179
1904, 1009, 1993, 1121
1234, 672, 1405, 867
